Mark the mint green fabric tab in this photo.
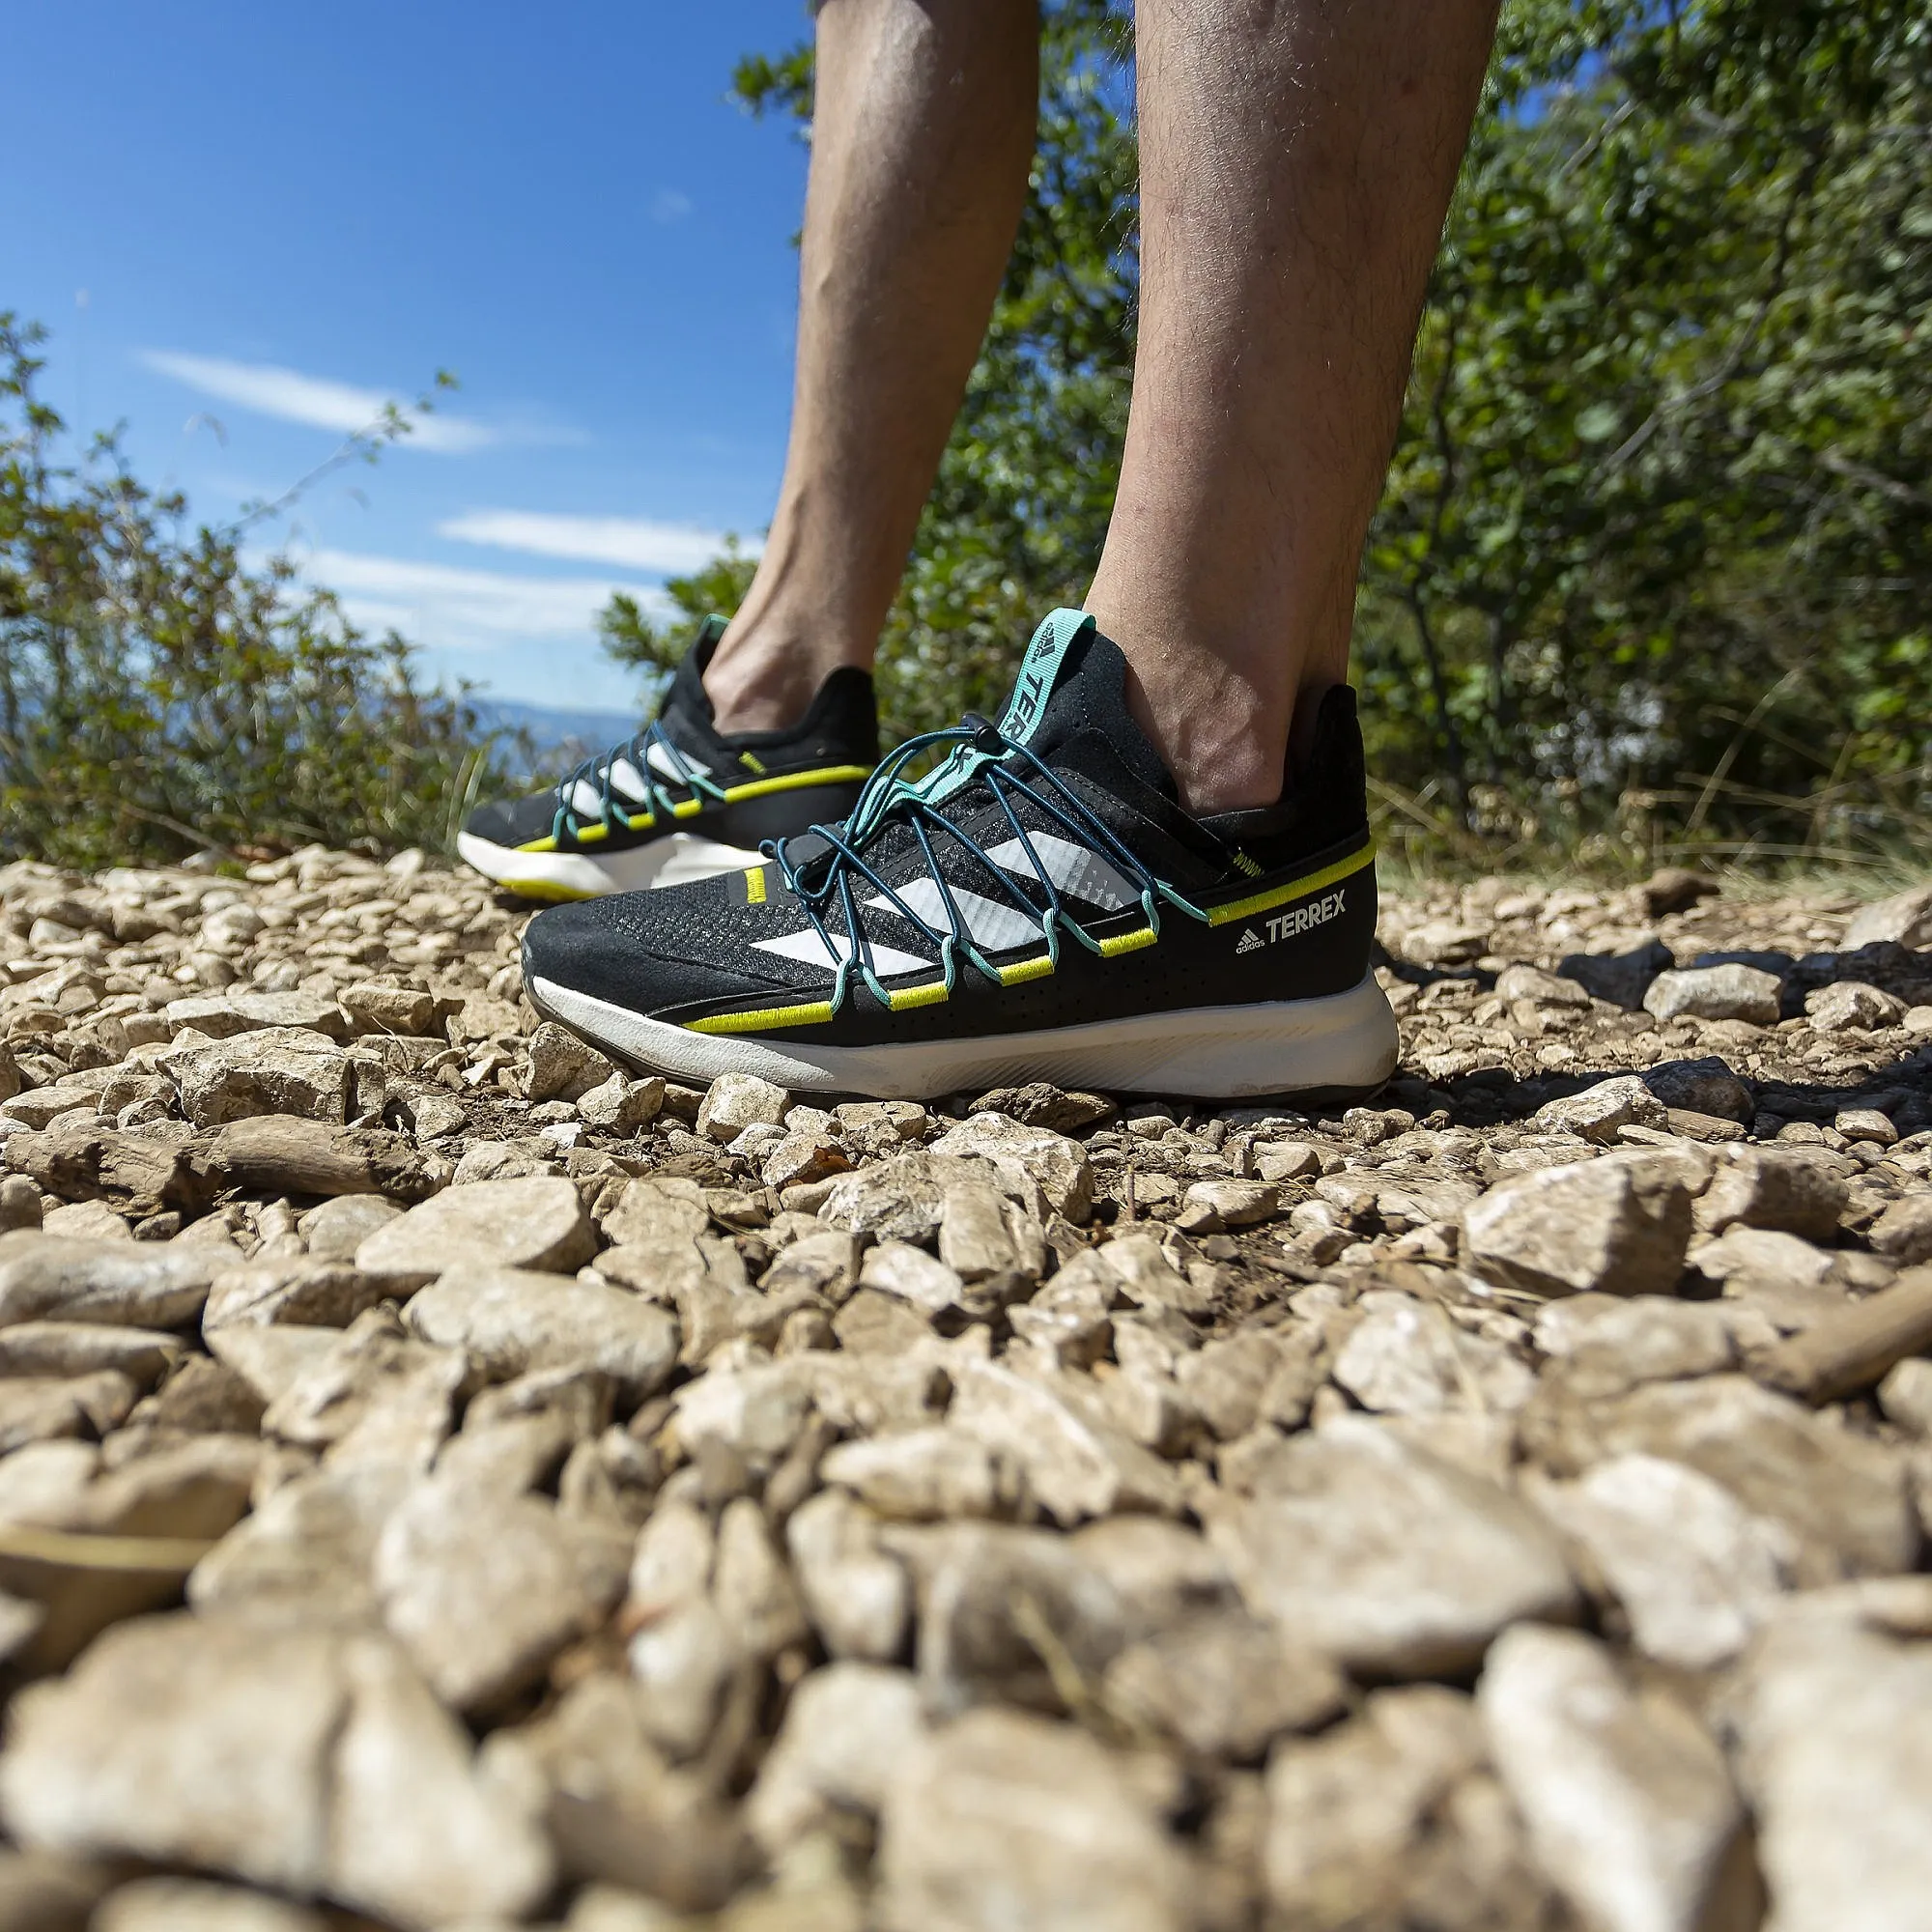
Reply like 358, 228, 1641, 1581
999, 609, 1094, 745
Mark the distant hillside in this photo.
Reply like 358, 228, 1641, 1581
469, 696, 640, 776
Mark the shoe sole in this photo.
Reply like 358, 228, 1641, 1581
456, 830, 768, 901
526, 970, 1400, 1103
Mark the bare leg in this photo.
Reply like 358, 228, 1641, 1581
704, 0, 1039, 734
1085, 0, 1498, 812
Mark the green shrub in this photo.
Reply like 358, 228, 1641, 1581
0, 315, 506, 870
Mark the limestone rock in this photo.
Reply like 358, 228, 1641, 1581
405, 1266, 677, 1402
1695, 1147, 1849, 1241
696, 1071, 789, 1143
1643, 963, 1781, 1026
357, 1176, 596, 1283
1523, 1374, 1916, 1583
162, 1028, 379, 1128
877, 1707, 1189, 1932
786, 1490, 911, 1662
744, 1662, 926, 1857
1463, 1151, 1695, 1298
162, 990, 350, 1042
929, 1112, 1094, 1219
1728, 1605, 1932, 1932
1842, 882, 1932, 951
1532, 1294, 1736, 1400
1527, 1454, 1793, 1667
525, 1021, 618, 1103
1480, 1624, 1746, 1932
0, 1233, 219, 1329
259, 1308, 467, 1472
93, 1877, 327, 1930
1207, 1417, 1577, 1675
1533, 1075, 1667, 1144
374, 1472, 632, 1714
0, 1613, 553, 1929
1332, 1289, 1535, 1415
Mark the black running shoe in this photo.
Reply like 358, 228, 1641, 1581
519, 610, 1398, 1100
457, 619, 878, 900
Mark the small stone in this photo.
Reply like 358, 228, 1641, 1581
1532, 1294, 1735, 1400
1835, 1106, 1898, 1147
928, 1113, 1094, 1219
876, 1708, 1189, 1932
1729, 1605, 1932, 1931
1806, 980, 1908, 1033
1643, 1055, 1754, 1122
357, 1176, 596, 1284
162, 1028, 377, 1128
1206, 1417, 1576, 1675
374, 1473, 632, 1715
0, 1320, 184, 1385
819, 1427, 1009, 1521
525, 1022, 618, 1103
1523, 1374, 1916, 1584
405, 1267, 678, 1403
1643, 964, 1782, 1026
296, 1193, 402, 1264
578, 1073, 665, 1134
1842, 883, 1932, 950
1870, 1194, 1932, 1265
0, 1613, 553, 1929
1462, 1151, 1695, 1299
1480, 1624, 1746, 1932
744, 1662, 926, 1858
1400, 919, 1492, 967
93, 1877, 327, 1931
858, 1240, 968, 1318
1175, 1179, 1281, 1235
1878, 1357, 1932, 1436
162, 990, 350, 1041
1332, 1289, 1534, 1415
949, 1361, 1179, 1525
1533, 1075, 1667, 1144
760, 1131, 851, 1191
1253, 1140, 1321, 1183
1695, 1148, 1849, 1241
971, 1083, 1116, 1134
1527, 1454, 1792, 1668
261, 1309, 467, 1473
696, 1071, 789, 1143
1102, 1607, 1346, 1761
339, 982, 438, 1037
786, 1490, 910, 1662
0, 1233, 220, 1329
602, 1176, 709, 1248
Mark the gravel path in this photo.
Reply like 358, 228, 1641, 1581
0, 849, 1928, 1931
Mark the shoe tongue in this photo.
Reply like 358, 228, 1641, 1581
659, 617, 728, 743
996, 609, 1176, 799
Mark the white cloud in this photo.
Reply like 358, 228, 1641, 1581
296, 548, 670, 652
651, 188, 694, 223
140, 351, 496, 453
438, 508, 755, 575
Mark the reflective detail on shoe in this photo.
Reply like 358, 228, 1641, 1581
745, 867, 767, 905
530, 970, 1401, 1102
982, 833, 1135, 912
1204, 840, 1376, 925
752, 928, 935, 980
867, 879, 1041, 953
688, 998, 838, 1036
456, 830, 768, 899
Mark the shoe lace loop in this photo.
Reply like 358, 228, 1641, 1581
551, 720, 725, 842
767, 713, 1208, 1014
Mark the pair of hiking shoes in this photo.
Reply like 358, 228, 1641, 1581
458, 611, 1397, 1103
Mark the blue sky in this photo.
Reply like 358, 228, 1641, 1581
7, 3, 818, 714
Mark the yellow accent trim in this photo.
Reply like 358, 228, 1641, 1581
1097, 925, 1158, 957
720, 764, 872, 805
886, 979, 952, 1011
689, 999, 837, 1036
500, 878, 596, 903
739, 751, 768, 775
518, 836, 558, 854
745, 867, 767, 904
996, 953, 1056, 986
1205, 841, 1376, 926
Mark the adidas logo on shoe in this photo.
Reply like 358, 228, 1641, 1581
1236, 927, 1264, 954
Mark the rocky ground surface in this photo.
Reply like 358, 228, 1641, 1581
0, 850, 1930, 1932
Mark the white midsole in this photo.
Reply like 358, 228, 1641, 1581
456, 830, 767, 899
528, 971, 1400, 1101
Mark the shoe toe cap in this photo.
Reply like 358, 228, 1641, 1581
521, 895, 780, 1017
